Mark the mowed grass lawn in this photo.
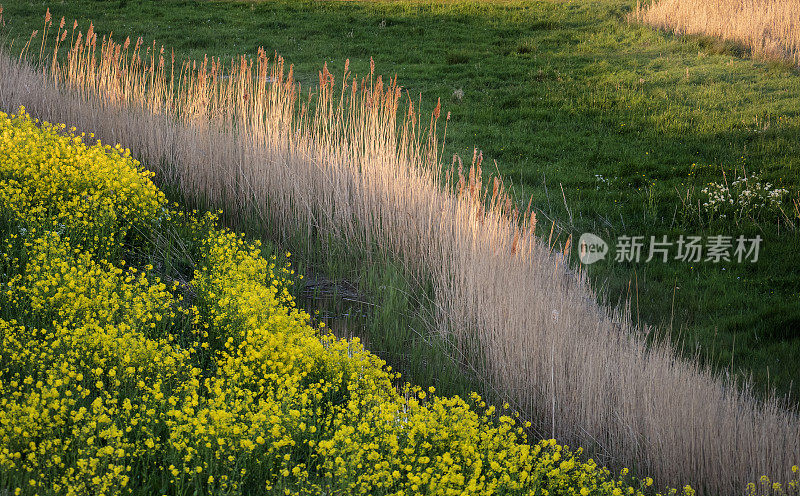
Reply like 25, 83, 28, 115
3, 0, 799, 398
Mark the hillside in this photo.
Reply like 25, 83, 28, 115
2, 0, 797, 399
2, 1, 800, 494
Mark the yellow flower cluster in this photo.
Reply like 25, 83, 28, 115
748, 468, 800, 496
0, 111, 701, 495
0, 107, 165, 257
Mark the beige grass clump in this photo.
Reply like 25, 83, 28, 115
1, 17, 798, 495
634, 0, 800, 66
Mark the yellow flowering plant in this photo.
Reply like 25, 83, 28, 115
0, 108, 166, 259
0, 110, 757, 495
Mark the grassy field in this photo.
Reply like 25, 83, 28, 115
2, 0, 799, 401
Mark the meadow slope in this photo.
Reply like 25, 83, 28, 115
2, 9, 800, 494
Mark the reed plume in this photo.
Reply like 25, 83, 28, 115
634, 0, 800, 66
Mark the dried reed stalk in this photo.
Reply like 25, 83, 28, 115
634, 0, 800, 66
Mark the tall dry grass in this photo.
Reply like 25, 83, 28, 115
1, 16, 798, 495
634, 0, 800, 66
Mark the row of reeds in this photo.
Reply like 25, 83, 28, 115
1, 12, 798, 495
634, 0, 800, 66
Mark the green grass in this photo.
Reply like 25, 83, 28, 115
3, 0, 799, 399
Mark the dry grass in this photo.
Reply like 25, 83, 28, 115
634, 0, 800, 66
1, 18, 799, 495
